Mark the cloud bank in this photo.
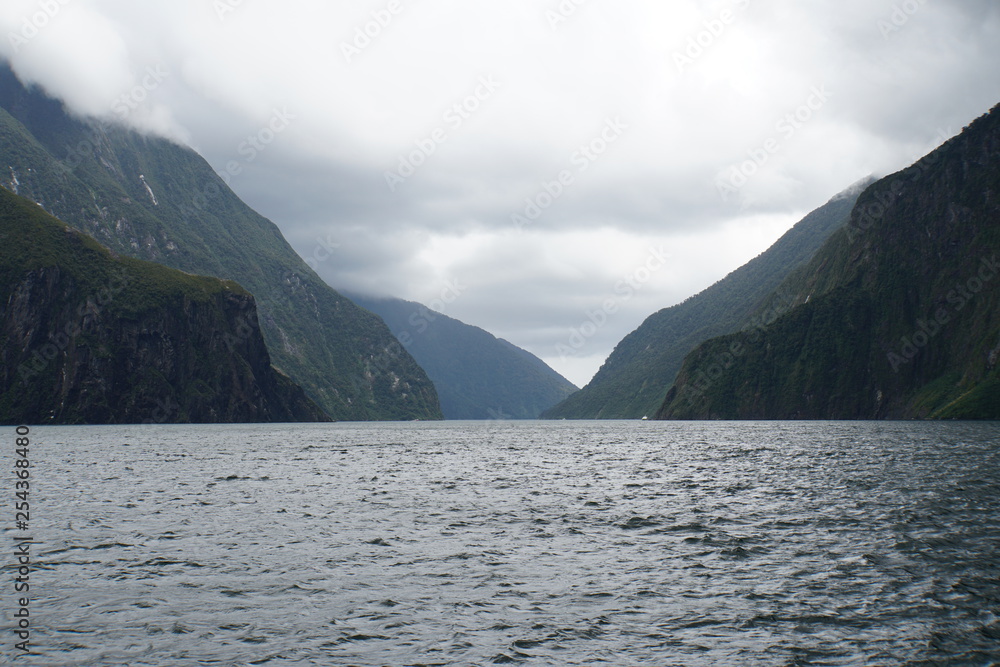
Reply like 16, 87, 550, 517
3, 0, 998, 385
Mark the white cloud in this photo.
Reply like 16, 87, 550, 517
2, 0, 998, 385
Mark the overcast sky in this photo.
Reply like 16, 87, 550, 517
3, 0, 999, 386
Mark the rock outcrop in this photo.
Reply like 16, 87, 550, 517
0, 186, 329, 424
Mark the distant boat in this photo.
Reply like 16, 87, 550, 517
641, 416, 648, 420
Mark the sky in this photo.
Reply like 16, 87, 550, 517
2, 0, 999, 387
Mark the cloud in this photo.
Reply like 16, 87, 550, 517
2, 0, 998, 386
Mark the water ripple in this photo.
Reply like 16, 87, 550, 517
8, 420, 1000, 665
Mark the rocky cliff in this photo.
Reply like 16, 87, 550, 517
0, 63, 441, 421
543, 180, 869, 419
0, 186, 328, 424
657, 104, 1000, 420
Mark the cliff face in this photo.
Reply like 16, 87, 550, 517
657, 104, 1000, 420
0, 63, 441, 421
0, 187, 328, 424
542, 181, 868, 420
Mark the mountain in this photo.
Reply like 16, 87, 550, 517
657, 105, 1000, 420
0, 64, 441, 421
0, 186, 328, 424
350, 295, 578, 419
542, 180, 871, 419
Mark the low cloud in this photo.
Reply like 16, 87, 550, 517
2, 0, 998, 385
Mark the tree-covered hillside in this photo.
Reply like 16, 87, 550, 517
0, 186, 328, 424
658, 105, 1000, 420
543, 180, 869, 419
351, 295, 578, 419
0, 64, 440, 420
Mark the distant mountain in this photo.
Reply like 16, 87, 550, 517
0, 187, 327, 424
0, 64, 441, 421
658, 104, 1000, 420
350, 295, 578, 419
543, 179, 871, 419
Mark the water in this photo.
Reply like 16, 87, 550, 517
3, 420, 1000, 666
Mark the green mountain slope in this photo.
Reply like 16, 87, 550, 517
543, 181, 869, 419
0, 64, 440, 420
657, 104, 1000, 420
0, 186, 328, 424
350, 295, 578, 419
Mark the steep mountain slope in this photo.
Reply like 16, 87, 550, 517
0, 187, 327, 424
543, 181, 870, 419
350, 295, 578, 419
0, 64, 440, 420
657, 105, 1000, 420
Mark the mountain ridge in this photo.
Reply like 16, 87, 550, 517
657, 104, 1000, 420
0, 186, 328, 424
0, 63, 441, 421
350, 294, 578, 419
543, 179, 871, 419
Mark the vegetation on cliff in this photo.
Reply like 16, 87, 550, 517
658, 105, 1000, 420
0, 187, 328, 424
0, 64, 440, 420
543, 181, 868, 419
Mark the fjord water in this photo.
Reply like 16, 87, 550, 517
7, 421, 1000, 666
